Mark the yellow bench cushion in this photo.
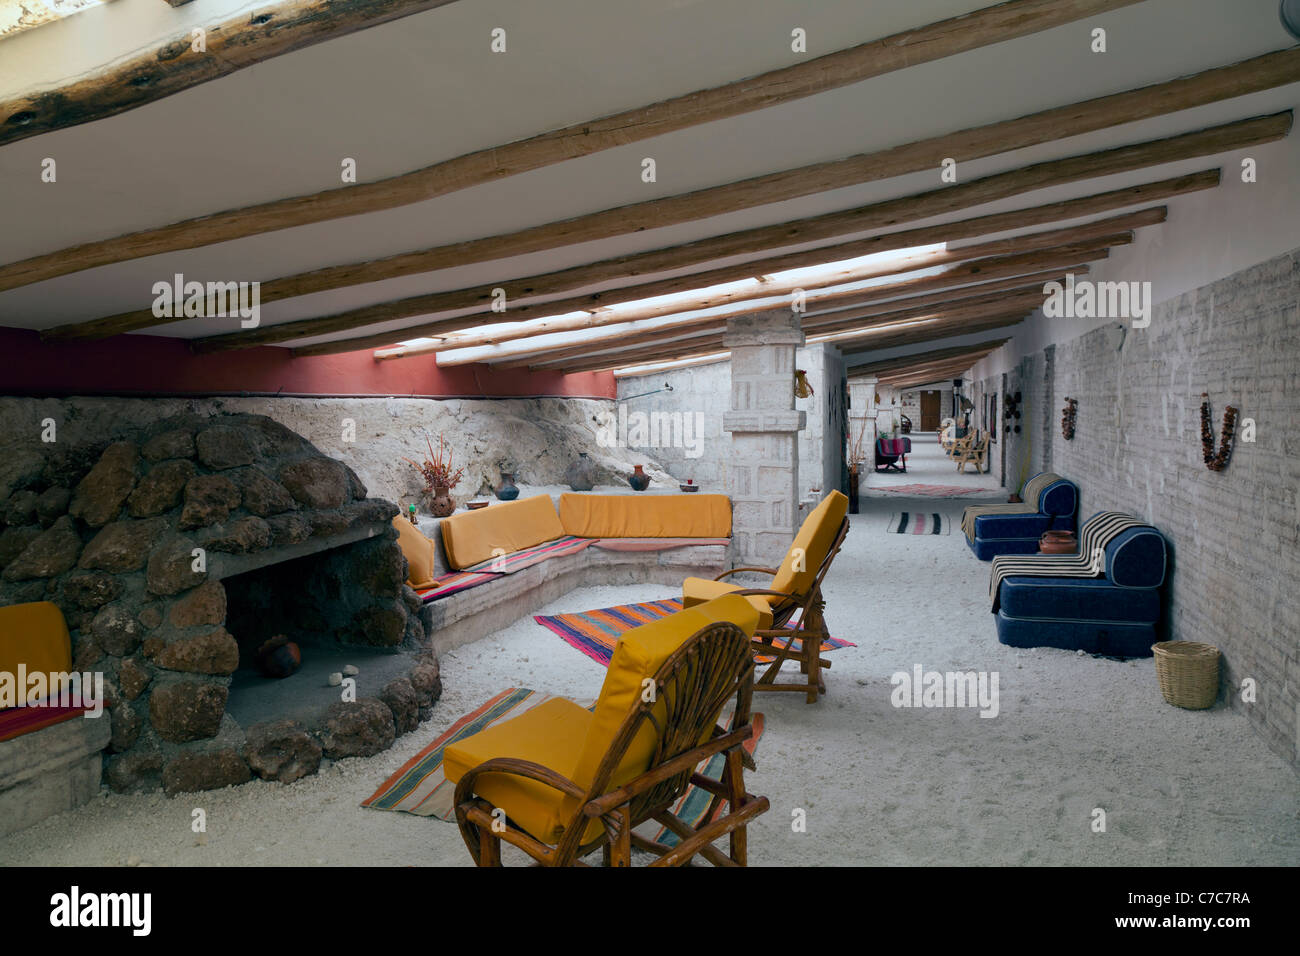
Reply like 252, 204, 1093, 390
680, 578, 776, 629
558, 493, 731, 539
444, 696, 592, 844
439, 495, 566, 571
0, 602, 72, 705
392, 516, 438, 590
770, 490, 849, 598
445, 594, 760, 845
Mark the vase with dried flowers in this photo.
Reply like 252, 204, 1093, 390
404, 433, 465, 517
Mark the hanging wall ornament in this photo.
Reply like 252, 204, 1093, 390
1200, 393, 1238, 472
794, 369, 814, 399
1061, 398, 1078, 440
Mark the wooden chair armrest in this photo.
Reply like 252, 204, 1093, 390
583, 725, 753, 817
713, 566, 779, 581
728, 587, 792, 600
456, 757, 587, 803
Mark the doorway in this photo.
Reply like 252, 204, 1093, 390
919, 390, 941, 431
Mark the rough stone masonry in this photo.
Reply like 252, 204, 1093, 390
0, 411, 441, 794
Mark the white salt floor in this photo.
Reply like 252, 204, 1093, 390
2, 443, 1297, 866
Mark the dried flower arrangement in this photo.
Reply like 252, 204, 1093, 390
847, 415, 870, 471
1061, 397, 1078, 440
404, 433, 465, 493
1200, 393, 1238, 472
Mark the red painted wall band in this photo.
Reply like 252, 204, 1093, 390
0, 328, 616, 400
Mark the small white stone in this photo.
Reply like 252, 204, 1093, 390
1076, 649, 1086, 657
342, 664, 359, 676
328, 672, 343, 686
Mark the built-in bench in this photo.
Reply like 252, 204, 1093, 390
1, 602, 111, 837
397, 492, 734, 656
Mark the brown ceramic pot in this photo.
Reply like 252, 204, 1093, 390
1039, 530, 1077, 554
429, 484, 455, 517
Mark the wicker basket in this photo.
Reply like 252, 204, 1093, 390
1153, 641, 1220, 709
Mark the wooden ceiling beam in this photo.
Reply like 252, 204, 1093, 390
392, 214, 1151, 363
440, 235, 1119, 368
481, 250, 1104, 371
2, 0, 1150, 289
295, 175, 1198, 358
27, 48, 1297, 333
850, 342, 1015, 378
276, 99, 1290, 358
0, 1, 464, 149
543, 289, 1049, 374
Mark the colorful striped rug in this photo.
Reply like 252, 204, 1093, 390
461, 535, 594, 574
533, 598, 854, 666
416, 571, 503, 603
873, 483, 1000, 497
362, 687, 763, 849
0, 700, 92, 742
884, 512, 951, 535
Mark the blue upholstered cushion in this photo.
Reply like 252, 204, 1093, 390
968, 536, 1041, 560
995, 611, 1156, 657
1104, 527, 1167, 588
999, 575, 1161, 622
1039, 480, 1078, 517
974, 513, 1053, 539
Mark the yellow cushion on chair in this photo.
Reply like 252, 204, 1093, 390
681, 577, 775, 630
769, 490, 848, 598
562, 594, 759, 818
446, 595, 760, 846
392, 516, 438, 590
0, 602, 72, 705
444, 697, 593, 844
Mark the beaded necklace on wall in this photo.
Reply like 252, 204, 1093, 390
1060, 397, 1078, 440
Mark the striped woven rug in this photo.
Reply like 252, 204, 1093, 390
415, 570, 502, 603
884, 512, 951, 535
362, 687, 763, 849
0, 699, 90, 742
461, 535, 594, 574
534, 598, 854, 666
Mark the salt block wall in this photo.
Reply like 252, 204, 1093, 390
0, 395, 670, 511
614, 343, 845, 501
1048, 247, 1300, 770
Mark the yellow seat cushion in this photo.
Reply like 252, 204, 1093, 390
392, 516, 438, 590
444, 697, 593, 844
0, 602, 72, 705
680, 578, 776, 629
440, 495, 566, 570
446, 595, 760, 846
561, 594, 759, 823
770, 490, 849, 598
558, 493, 731, 538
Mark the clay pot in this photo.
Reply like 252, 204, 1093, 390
495, 471, 519, 501
1039, 530, 1077, 554
628, 464, 650, 492
256, 636, 302, 679
429, 484, 455, 518
565, 452, 596, 491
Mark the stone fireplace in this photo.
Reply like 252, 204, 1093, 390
0, 412, 441, 795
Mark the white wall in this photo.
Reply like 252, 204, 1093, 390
968, 130, 1300, 382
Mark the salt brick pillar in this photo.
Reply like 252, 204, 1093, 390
848, 375, 878, 464
722, 310, 806, 569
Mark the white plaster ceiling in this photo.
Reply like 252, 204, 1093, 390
0, 0, 1297, 350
